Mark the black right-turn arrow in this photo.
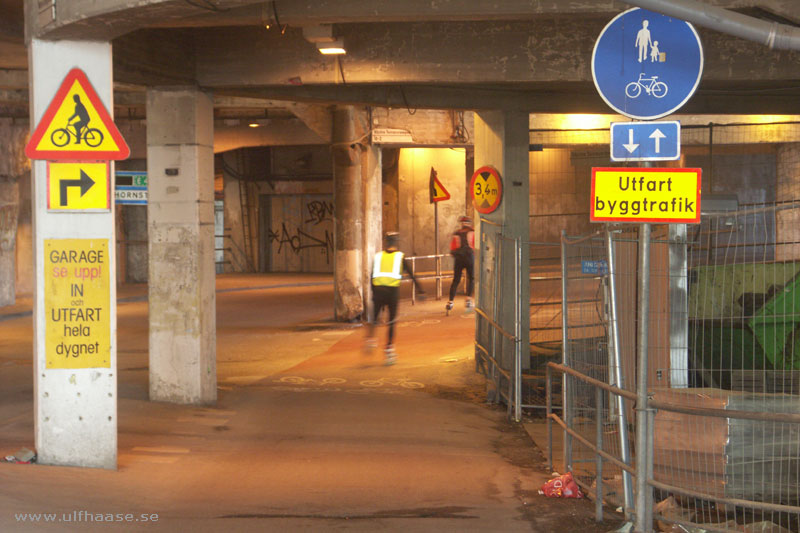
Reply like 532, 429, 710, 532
59, 169, 95, 207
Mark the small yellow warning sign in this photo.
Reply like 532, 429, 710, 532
591, 167, 701, 223
47, 161, 110, 211
25, 68, 130, 160
429, 167, 450, 203
45, 239, 111, 369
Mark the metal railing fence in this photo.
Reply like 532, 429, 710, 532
474, 222, 525, 421
406, 253, 449, 303
553, 205, 800, 532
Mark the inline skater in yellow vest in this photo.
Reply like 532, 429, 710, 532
365, 232, 425, 365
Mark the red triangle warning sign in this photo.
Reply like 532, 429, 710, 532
25, 68, 130, 161
429, 167, 451, 203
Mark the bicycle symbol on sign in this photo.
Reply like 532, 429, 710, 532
625, 73, 668, 99
50, 122, 104, 148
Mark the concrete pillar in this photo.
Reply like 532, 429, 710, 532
0, 118, 29, 305
362, 144, 382, 319
16, 165, 33, 296
146, 87, 216, 404
332, 106, 364, 321
0, 176, 19, 305
30, 40, 118, 468
474, 111, 531, 370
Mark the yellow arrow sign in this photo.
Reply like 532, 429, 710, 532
47, 161, 110, 211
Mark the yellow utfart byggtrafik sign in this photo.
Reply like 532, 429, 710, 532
591, 167, 702, 223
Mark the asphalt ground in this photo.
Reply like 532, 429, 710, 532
0, 274, 623, 532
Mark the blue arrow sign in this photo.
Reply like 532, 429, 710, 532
610, 121, 680, 161
592, 8, 703, 120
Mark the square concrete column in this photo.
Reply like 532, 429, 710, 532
29, 39, 118, 468
146, 87, 216, 404
362, 145, 382, 318
474, 111, 531, 370
332, 105, 364, 321
0, 119, 27, 305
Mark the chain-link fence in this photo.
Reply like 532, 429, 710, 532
525, 241, 563, 410
533, 119, 800, 531
552, 212, 800, 531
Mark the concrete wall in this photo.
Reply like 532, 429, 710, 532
529, 148, 595, 242
777, 143, 800, 261
397, 147, 467, 259
0, 118, 30, 303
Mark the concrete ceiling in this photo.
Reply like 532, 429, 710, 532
1, 0, 800, 122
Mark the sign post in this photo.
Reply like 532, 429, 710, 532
430, 167, 450, 299
26, 52, 129, 469
591, 8, 704, 528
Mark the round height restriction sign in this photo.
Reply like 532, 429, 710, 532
470, 166, 503, 214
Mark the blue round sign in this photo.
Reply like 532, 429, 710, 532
592, 8, 703, 120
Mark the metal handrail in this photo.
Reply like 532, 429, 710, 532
407, 253, 450, 302
547, 362, 637, 402
546, 361, 800, 524
474, 307, 515, 341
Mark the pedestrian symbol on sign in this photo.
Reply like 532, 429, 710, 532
592, 8, 703, 120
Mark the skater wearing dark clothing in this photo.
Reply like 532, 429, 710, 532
446, 215, 475, 313
365, 232, 425, 365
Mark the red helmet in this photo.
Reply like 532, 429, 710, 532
458, 215, 473, 227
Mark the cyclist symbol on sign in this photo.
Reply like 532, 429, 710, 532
628, 20, 668, 99
51, 94, 104, 148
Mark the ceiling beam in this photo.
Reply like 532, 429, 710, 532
215, 82, 800, 114
194, 21, 800, 87
29, 0, 798, 39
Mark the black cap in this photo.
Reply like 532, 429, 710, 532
385, 231, 400, 247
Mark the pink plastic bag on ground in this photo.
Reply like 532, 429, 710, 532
539, 472, 584, 498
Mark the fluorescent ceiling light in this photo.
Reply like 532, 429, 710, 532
317, 40, 346, 55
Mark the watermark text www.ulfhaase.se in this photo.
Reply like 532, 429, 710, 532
15, 510, 159, 523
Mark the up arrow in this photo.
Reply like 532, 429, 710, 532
649, 128, 666, 153
59, 169, 95, 206
623, 128, 639, 153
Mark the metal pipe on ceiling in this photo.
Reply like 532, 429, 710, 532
627, 0, 800, 50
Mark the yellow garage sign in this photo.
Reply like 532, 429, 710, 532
47, 161, 110, 211
25, 68, 130, 161
45, 239, 110, 369
591, 167, 701, 223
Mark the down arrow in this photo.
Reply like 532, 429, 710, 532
623, 128, 639, 153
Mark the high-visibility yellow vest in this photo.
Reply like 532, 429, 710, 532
372, 251, 403, 287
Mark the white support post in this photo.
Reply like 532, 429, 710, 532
30, 39, 118, 469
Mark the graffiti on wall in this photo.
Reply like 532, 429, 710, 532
268, 197, 334, 269
305, 200, 334, 225
268, 223, 334, 264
